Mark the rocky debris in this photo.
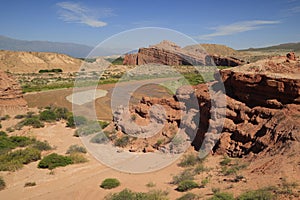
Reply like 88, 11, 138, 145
286, 52, 296, 61
0, 71, 27, 115
123, 40, 243, 67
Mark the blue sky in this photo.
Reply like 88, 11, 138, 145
0, 0, 299, 49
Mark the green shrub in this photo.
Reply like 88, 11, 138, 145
0, 177, 5, 191
172, 169, 195, 185
66, 144, 87, 154
32, 140, 52, 151
0, 131, 7, 137
208, 192, 235, 200
54, 107, 69, 120
200, 177, 210, 187
69, 153, 88, 164
220, 156, 231, 166
0, 148, 41, 171
66, 115, 87, 128
114, 135, 130, 147
176, 192, 199, 200
146, 181, 156, 188
98, 121, 110, 129
90, 133, 109, 144
38, 153, 73, 170
24, 182, 36, 187
39, 110, 57, 122
6, 127, 14, 132
194, 163, 207, 174
74, 121, 101, 136
176, 180, 198, 192
238, 189, 274, 200
105, 188, 169, 200
18, 117, 44, 128
100, 178, 121, 189
9, 136, 34, 147
178, 154, 200, 167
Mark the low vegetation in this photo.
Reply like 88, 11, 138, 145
178, 154, 201, 167
105, 188, 169, 200
208, 192, 235, 200
24, 182, 36, 187
176, 180, 199, 192
176, 192, 199, 200
100, 178, 121, 189
0, 147, 41, 171
220, 156, 248, 176
171, 169, 195, 185
38, 69, 63, 73
114, 135, 130, 147
38, 153, 73, 170
66, 144, 87, 154
0, 177, 5, 191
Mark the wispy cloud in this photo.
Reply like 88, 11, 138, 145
286, 6, 300, 13
197, 20, 280, 40
56, 2, 113, 27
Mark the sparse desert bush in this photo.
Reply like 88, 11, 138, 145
208, 192, 235, 200
114, 135, 130, 147
6, 127, 14, 132
0, 148, 41, 171
176, 192, 199, 200
14, 114, 25, 119
220, 156, 231, 166
105, 188, 169, 200
66, 115, 87, 128
194, 163, 207, 174
68, 153, 88, 164
146, 181, 156, 188
90, 133, 109, 144
66, 144, 87, 154
0, 115, 10, 121
38, 153, 73, 170
176, 180, 199, 192
172, 169, 195, 185
178, 154, 200, 167
238, 188, 274, 200
32, 140, 52, 151
17, 117, 44, 128
200, 177, 210, 188
98, 120, 110, 129
0, 177, 5, 191
9, 136, 35, 147
0, 131, 7, 137
39, 110, 57, 122
100, 178, 121, 189
24, 182, 36, 187
53, 107, 69, 120
74, 121, 101, 137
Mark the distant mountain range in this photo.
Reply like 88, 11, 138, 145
0, 35, 299, 58
241, 42, 300, 53
0, 35, 93, 58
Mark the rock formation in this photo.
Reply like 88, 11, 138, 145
114, 53, 300, 158
0, 71, 27, 115
123, 40, 244, 67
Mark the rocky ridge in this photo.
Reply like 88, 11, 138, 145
0, 71, 27, 115
114, 52, 300, 158
123, 40, 244, 67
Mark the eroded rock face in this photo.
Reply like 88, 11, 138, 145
286, 52, 296, 61
123, 40, 243, 67
0, 71, 27, 115
114, 54, 300, 158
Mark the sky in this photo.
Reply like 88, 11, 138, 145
0, 0, 299, 49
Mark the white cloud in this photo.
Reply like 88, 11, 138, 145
56, 2, 113, 27
287, 6, 300, 13
197, 20, 280, 40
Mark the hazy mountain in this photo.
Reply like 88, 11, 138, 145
240, 42, 300, 53
0, 35, 93, 58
